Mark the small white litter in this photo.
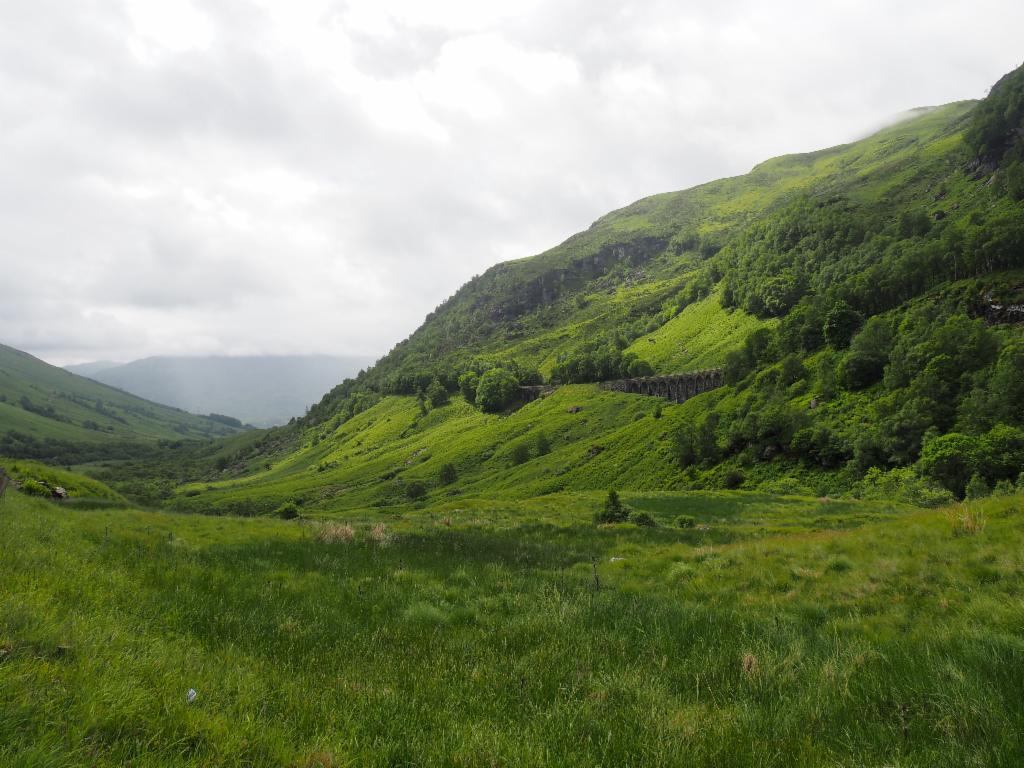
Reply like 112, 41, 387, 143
186, 688, 197, 704
610, 557, 626, 563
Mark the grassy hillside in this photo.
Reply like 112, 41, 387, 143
3, 485, 1023, 765
0, 343, 246, 460
176, 64, 1024, 515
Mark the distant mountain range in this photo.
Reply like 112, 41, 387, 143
0, 343, 245, 461
65, 355, 376, 427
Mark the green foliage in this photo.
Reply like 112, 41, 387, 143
629, 510, 657, 527
425, 378, 449, 408
18, 479, 50, 497
509, 442, 531, 466
675, 514, 695, 528
438, 462, 457, 485
965, 61, 1024, 162
535, 432, 551, 456
550, 336, 652, 384
823, 301, 863, 350
275, 502, 300, 520
919, 433, 979, 498
595, 489, 629, 524
851, 467, 954, 508
965, 473, 992, 500
405, 481, 427, 501
458, 371, 479, 404
475, 368, 520, 413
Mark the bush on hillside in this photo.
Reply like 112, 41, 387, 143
438, 463, 457, 485
509, 443, 531, 466
851, 467, 953, 508
426, 378, 449, 408
595, 490, 630, 524
458, 371, 479, 404
630, 511, 657, 527
275, 502, 300, 520
476, 368, 520, 413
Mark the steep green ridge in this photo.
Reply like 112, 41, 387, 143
174, 63, 1024, 516
0, 343, 246, 458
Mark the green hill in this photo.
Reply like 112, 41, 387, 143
0, 343, 247, 460
172, 62, 1024, 516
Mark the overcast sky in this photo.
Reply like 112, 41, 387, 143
1, 0, 1022, 366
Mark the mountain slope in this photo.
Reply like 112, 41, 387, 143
175, 63, 1024, 515
0, 343, 246, 457
69, 355, 376, 428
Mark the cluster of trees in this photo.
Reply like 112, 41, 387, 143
550, 336, 654, 384
719, 194, 1024, 333
674, 293, 1024, 498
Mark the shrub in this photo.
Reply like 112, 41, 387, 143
406, 481, 427, 501
630, 511, 657, 528
595, 489, 629, 524
438, 463, 457, 485
275, 502, 300, 520
965, 473, 991, 500
675, 514, 696, 529
476, 368, 520, 413
425, 378, 449, 408
19, 479, 49, 497
510, 443, 531, 466
823, 301, 862, 349
851, 467, 953, 508
458, 371, 479, 404
724, 470, 745, 489
825, 555, 853, 573
919, 433, 979, 498
653, 404, 662, 420
535, 432, 551, 456
993, 479, 1016, 496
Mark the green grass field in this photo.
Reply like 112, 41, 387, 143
3, 486, 1023, 766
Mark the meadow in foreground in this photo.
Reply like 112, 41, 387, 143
2, 488, 1023, 767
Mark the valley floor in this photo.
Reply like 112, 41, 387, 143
2, 491, 1023, 766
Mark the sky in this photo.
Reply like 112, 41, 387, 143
1, 1, 1022, 366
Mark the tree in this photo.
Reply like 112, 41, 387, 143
509, 443, 531, 465
425, 378, 449, 408
823, 301, 862, 349
476, 368, 519, 413
406, 481, 427, 501
919, 433, 979, 498
838, 316, 893, 390
438, 463, 457, 485
978, 423, 1024, 484
535, 432, 551, 456
595, 490, 629, 524
458, 371, 480, 404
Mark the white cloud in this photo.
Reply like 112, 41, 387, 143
0, 0, 1022, 366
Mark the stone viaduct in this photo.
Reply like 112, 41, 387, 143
599, 369, 724, 404
520, 368, 724, 405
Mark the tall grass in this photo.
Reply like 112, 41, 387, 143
2, 491, 1023, 766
